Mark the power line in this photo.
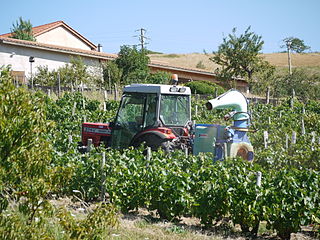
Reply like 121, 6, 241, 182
134, 28, 150, 50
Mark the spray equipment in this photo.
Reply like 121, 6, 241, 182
206, 89, 250, 129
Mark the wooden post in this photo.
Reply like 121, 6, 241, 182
57, 72, 61, 98
256, 171, 262, 187
263, 131, 268, 149
47, 89, 51, 98
311, 131, 316, 151
82, 99, 85, 110
68, 135, 73, 145
103, 101, 107, 111
195, 105, 198, 117
301, 118, 305, 135
290, 89, 295, 108
146, 147, 151, 161
285, 134, 289, 149
268, 116, 271, 125
214, 88, 218, 98
114, 84, 118, 101
83, 115, 87, 123
292, 131, 297, 145
266, 87, 270, 104
104, 90, 108, 101
184, 148, 188, 158
87, 138, 93, 152
101, 152, 106, 201
72, 102, 77, 116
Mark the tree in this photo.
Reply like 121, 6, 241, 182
10, 17, 36, 41
281, 37, 310, 75
0, 69, 53, 217
210, 27, 270, 88
101, 61, 122, 89
115, 45, 150, 85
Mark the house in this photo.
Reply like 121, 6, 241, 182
0, 21, 248, 90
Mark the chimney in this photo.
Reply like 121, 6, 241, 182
97, 44, 103, 52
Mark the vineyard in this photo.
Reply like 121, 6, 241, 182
0, 71, 320, 239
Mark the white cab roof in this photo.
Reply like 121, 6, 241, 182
123, 84, 191, 95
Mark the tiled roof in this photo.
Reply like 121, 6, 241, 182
0, 21, 97, 50
0, 37, 116, 60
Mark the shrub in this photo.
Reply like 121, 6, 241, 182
185, 80, 225, 95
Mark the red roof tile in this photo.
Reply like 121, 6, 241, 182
0, 20, 97, 50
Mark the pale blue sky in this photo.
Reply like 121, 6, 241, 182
1, 0, 319, 54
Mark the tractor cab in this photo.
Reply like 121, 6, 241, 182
111, 84, 191, 150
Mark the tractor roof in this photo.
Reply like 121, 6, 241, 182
123, 84, 191, 95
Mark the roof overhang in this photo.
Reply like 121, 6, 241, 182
0, 37, 116, 60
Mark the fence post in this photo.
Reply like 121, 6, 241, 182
266, 87, 270, 104
57, 72, 61, 98
104, 90, 108, 101
114, 84, 118, 101
87, 138, 93, 152
68, 135, 73, 145
72, 102, 77, 116
101, 152, 106, 201
285, 134, 289, 149
301, 118, 305, 135
256, 171, 262, 187
195, 105, 198, 117
263, 131, 268, 149
311, 131, 316, 151
103, 101, 107, 111
146, 147, 151, 161
291, 131, 297, 145
290, 89, 295, 108
184, 148, 188, 158
214, 88, 218, 98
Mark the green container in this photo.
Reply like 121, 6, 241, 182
193, 124, 225, 155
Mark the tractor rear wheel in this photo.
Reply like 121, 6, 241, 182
132, 134, 173, 153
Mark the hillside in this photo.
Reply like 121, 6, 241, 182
149, 52, 320, 72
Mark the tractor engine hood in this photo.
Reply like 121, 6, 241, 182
206, 89, 248, 121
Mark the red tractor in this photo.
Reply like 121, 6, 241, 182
80, 83, 192, 153
79, 82, 254, 161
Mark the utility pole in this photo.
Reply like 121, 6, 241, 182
286, 41, 292, 75
135, 28, 149, 50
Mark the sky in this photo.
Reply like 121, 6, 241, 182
1, 0, 319, 54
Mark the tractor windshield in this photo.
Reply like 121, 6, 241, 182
111, 93, 157, 148
160, 94, 190, 126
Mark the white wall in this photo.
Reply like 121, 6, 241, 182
0, 43, 102, 81
36, 26, 92, 51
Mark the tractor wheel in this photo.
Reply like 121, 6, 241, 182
229, 142, 254, 161
132, 134, 173, 153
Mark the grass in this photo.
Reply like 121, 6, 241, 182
149, 52, 320, 74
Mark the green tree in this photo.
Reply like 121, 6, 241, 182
10, 17, 36, 41
147, 71, 171, 84
282, 37, 310, 53
101, 61, 122, 89
115, 45, 150, 85
32, 56, 95, 88
211, 27, 270, 88
0, 68, 53, 218
274, 69, 320, 101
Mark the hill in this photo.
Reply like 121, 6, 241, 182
149, 52, 320, 73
